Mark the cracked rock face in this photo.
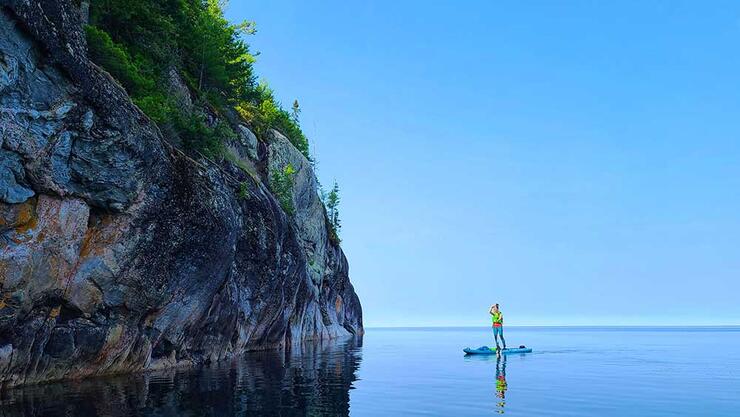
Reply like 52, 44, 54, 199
0, 0, 362, 388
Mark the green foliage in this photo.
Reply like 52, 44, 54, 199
237, 84, 310, 159
89, 0, 181, 67
238, 182, 249, 199
324, 181, 341, 243
181, 0, 258, 105
87, 0, 312, 162
132, 93, 174, 125
270, 164, 296, 215
174, 115, 228, 159
85, 25, 154, 95
90, 0, 256, 100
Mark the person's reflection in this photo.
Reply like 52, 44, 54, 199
495, 352, 508, 414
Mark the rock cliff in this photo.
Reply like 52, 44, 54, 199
0, 0, 362, 388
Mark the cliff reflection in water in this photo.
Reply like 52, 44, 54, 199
0, 337, 363, 417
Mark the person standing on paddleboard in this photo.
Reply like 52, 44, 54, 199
490, 304, 506, 351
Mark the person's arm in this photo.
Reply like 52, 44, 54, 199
489, 306, 495, 315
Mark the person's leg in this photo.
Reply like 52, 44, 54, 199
500, 327, 506, 349
494, 326, 502, 349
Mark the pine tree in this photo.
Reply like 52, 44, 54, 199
291, 99, 301, 124
270, 164, 296, 214
326, 181, 341, 235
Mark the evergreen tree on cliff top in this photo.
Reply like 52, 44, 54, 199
86, 0, 309, 159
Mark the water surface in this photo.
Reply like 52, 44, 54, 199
2, 327, 739, 416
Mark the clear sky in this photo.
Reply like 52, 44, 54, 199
227, 1, 740, 327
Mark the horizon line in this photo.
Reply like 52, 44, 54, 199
365, 324, 740, 329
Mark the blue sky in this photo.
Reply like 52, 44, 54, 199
227, 1, 740, 326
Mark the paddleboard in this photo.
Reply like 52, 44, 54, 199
463, 346, 532, 355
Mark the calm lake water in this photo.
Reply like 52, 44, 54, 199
2, 327, 739, 416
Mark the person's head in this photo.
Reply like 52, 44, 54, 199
493, 303, 500, 312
